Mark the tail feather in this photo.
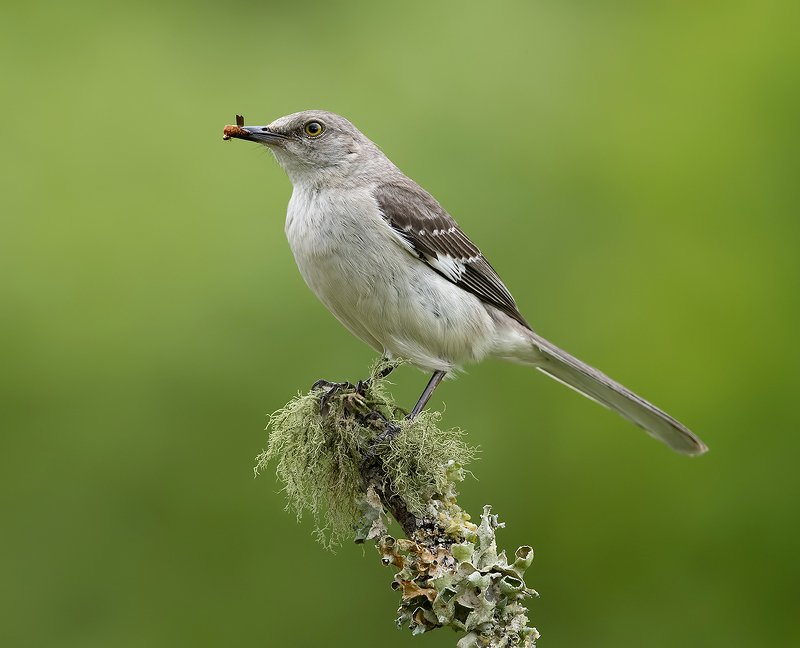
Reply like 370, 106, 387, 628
528, 331, 708, 456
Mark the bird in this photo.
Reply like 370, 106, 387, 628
222, 110, 707, 456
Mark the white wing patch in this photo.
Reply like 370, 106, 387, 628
425, 252, 466, 282
388, 224, 421, 256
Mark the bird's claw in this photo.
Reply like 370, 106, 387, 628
312, 380, 355, 416
359, 410, 401, 442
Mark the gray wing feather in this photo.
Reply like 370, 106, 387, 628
374, 181, 529, 327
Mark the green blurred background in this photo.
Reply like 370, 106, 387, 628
2, 0, 798, 646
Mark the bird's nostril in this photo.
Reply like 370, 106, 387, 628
261, 128, 269, 132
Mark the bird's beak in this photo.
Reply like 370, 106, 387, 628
222, 124, 287, 145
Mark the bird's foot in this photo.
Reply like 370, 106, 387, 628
311, 379, 355, 416
359, 411, 402, 466
359, 410, 401, 442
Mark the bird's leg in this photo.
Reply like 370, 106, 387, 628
354, 357, 396, 394
376, 361, 397, 379
311, 379, 355, 416
407, 370, 447, 419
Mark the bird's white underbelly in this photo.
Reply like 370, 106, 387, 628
284, 186, 499, 372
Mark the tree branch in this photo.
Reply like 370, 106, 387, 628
256, 361, 539, 646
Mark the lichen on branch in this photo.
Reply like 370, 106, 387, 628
255, 359, 476, 546
256, 360, 539, 646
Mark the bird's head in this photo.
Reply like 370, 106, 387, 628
223, 110, 385, 185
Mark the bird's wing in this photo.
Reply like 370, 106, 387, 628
374, 180, 529, 328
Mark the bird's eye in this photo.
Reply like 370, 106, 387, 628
304, 121, 324, 137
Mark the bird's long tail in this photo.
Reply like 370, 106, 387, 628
526, 330, 708, 455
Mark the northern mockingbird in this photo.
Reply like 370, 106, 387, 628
223, 110, 707, 456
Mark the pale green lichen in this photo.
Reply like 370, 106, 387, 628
255, 360, 477, 547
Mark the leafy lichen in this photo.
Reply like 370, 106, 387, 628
378, 506, 539, 647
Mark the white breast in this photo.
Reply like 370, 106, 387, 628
284, 185, 499, 372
